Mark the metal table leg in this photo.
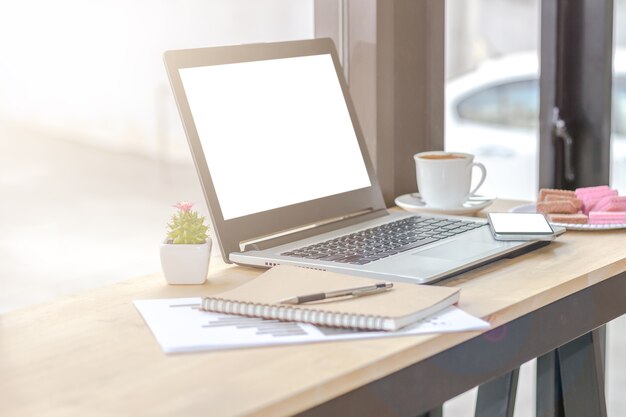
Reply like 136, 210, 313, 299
475, 368, 520, 417
417, 406, 442, 417
537, 329, 607, 417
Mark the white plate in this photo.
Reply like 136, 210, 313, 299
509, 204, 626, 231
395, 193, 495, 215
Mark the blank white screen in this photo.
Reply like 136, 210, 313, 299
179, 54, 371, 220
489, 213, 553, 233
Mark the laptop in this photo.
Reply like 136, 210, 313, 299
164, 38, 554, 284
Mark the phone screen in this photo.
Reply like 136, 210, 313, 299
488, 213, 554, 234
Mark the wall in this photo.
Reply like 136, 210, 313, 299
0, 0, 314, 160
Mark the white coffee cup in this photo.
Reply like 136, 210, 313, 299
414, 151, 487, 208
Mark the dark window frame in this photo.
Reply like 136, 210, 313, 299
540, 0, 614, 189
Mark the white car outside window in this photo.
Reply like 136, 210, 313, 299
445, 51, 626, 199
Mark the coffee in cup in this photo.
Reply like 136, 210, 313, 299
414, 151, 487, 208
418, 153, 466, 160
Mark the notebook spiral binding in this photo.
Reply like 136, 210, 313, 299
201, 297, 386, 330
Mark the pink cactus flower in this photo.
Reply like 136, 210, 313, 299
173, 201, 194, 213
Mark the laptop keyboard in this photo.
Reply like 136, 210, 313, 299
280, 216, 487, 265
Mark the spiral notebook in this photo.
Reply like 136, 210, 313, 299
201, 265, 460, 331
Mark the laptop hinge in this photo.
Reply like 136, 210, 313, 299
239, 208, 389, 252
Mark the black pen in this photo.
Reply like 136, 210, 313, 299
278, 282, 393, 305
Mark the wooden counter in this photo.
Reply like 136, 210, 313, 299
2, 200, 625, 417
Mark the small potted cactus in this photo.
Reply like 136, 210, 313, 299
160, 201, 211, 284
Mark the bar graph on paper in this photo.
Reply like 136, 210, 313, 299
134, 298, 489, 353
203, 316, 308, 337
169, 301, 308, 338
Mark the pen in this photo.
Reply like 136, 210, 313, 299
278, 282, 393, 305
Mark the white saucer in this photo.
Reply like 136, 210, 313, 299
509, 204, 626, 231
395, 193, 495, 215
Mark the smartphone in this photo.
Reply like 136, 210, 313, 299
487, 212, 556, 241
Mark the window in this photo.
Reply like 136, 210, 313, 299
0, 0, 315, 313
613, 79, 626, 136
445, 0, 540, 201
613, 5, 626, 194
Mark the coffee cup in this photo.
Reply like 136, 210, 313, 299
413, 151, 487, 208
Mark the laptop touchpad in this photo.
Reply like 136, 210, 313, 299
412, 240, 501, 261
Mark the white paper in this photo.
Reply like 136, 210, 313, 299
133, 298, 490, 354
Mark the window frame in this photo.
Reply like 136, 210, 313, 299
314, 0, 444, 206
539, 0, 614, 189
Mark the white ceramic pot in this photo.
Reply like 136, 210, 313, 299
159, 239, 211, 285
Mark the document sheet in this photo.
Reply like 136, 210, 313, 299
134, 298, 490, 354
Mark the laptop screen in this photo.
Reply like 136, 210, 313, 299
179, 53, 371, 220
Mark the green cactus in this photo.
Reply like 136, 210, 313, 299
166, 202, 209, 244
